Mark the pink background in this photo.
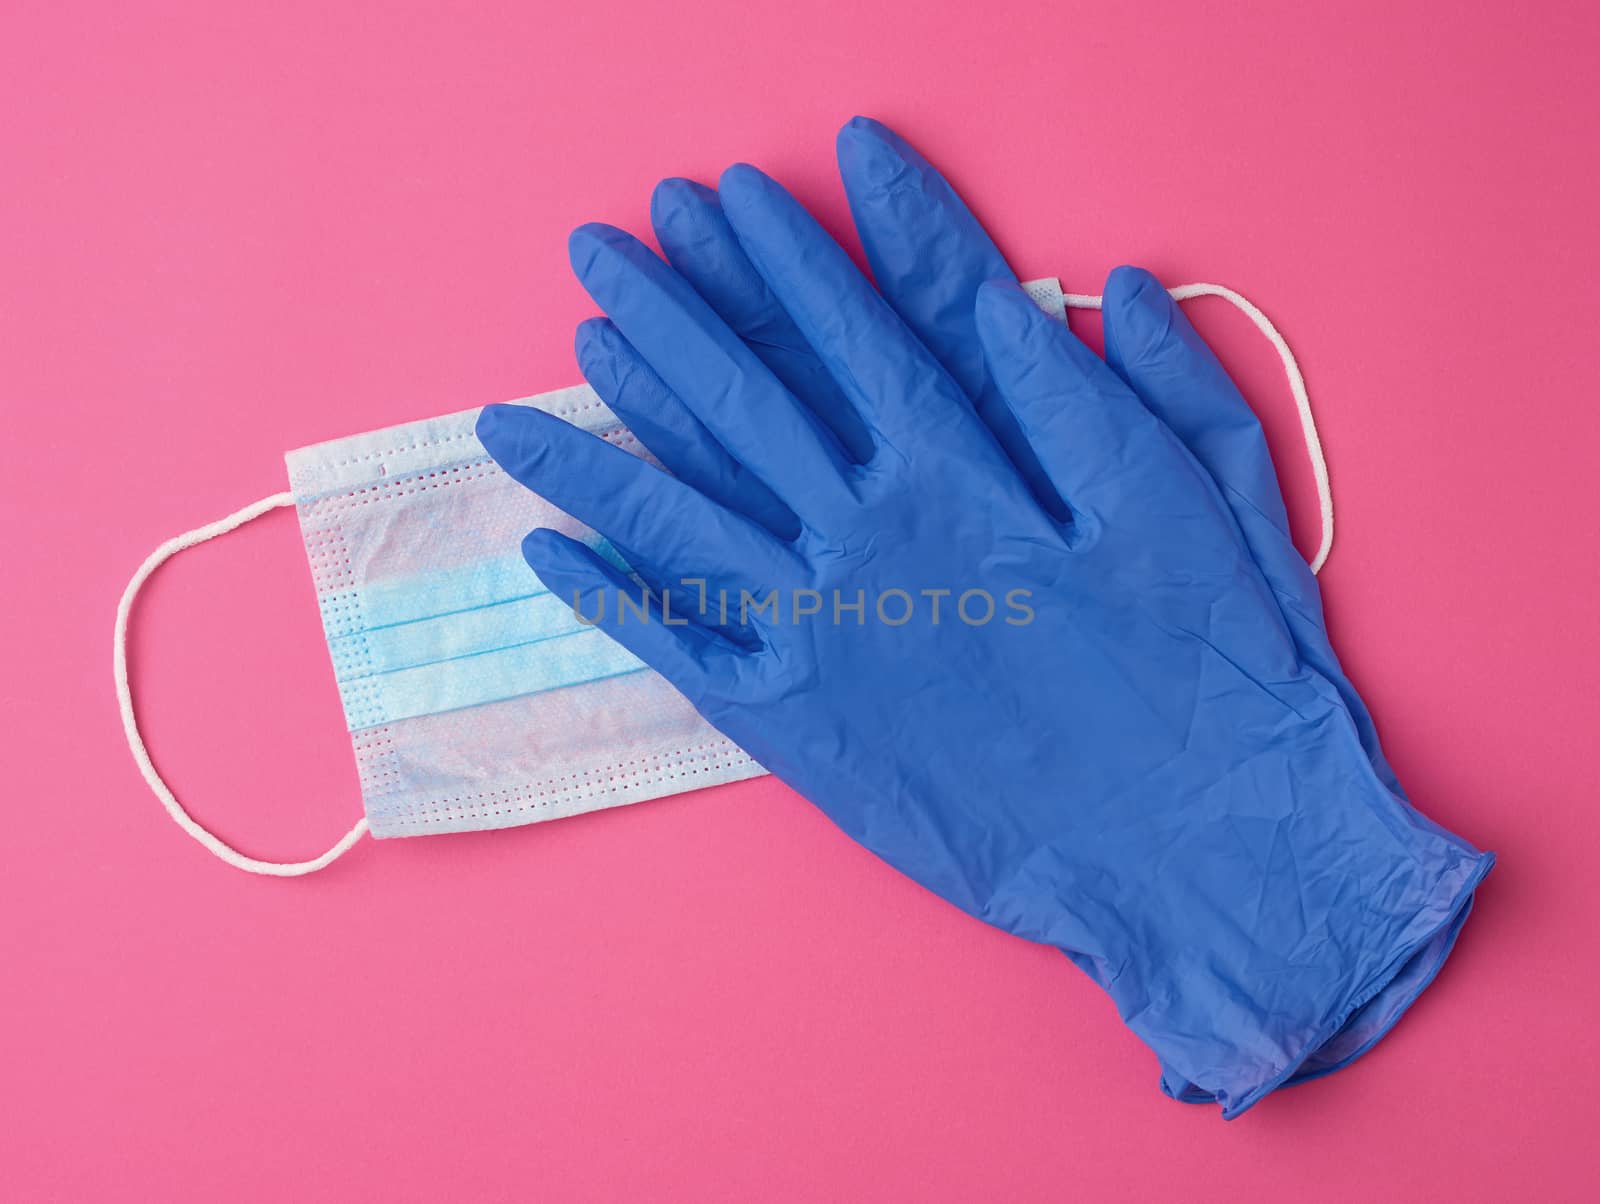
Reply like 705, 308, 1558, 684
5, 2, 1599, 1199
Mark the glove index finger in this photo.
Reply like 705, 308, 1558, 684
837, 115, 1017, 399
650, 178, 875, 464
575, 317, 801, 542
718, 162, 974, 457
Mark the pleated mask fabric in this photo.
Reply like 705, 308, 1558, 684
284, 382, 767, 839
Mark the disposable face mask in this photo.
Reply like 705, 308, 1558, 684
114, 278, 1331, 875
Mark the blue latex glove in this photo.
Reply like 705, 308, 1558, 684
477, 150, 1492, 1116
577, 119, 1477, 1087
585, 118, 1406, 789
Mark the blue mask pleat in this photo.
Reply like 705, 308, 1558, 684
324, 541, 654, 731
340, 624, 646, 730
361, 554, 543, 628
331, 589, 583, 676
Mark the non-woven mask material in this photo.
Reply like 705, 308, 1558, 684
114, 278, 1333, 875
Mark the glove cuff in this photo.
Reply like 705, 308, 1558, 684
1160, 839, 1494, 1118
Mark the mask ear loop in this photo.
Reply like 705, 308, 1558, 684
115, 281, 1321, 873
114, 491, 370, 876
1063, 282, 1334, 575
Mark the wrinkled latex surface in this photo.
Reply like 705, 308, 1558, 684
569, 118, 1487, 1095
477, 120, 1493, 1115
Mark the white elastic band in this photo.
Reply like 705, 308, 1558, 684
1062, 283, 1333, 574
114, 490, 369, 876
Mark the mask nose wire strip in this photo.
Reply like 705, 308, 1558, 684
1062, 282, 1333, 575
114, 490, 370, 876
